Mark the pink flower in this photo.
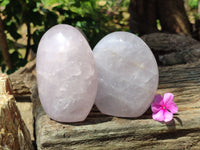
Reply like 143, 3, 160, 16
151, 93, 178, 122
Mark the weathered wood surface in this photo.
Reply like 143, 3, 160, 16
0, 74, 34, 150
142, 33, 200, 66
16, 101, 34, 141
31, 61, 200, 150
9, 59, 36, 98
9, 59, 36, 141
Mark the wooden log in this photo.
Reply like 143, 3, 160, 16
31, 61, 200, 150
141, 33, 200, 66
9, 59, 36, 99
0, 74, 34, 150
9, 59, 36, 140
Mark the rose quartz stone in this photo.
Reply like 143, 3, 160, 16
36, 24, 98, 122
93, 32, 159, 117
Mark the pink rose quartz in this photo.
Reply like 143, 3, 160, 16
93, 32, 159, 117
36, 24, 98, 123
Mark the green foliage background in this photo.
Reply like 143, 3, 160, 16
188, 0, 198, 8
0, 0, 130, 73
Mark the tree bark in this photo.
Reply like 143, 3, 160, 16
129, 0, 158, 35
141, 33, 200, 66
9, 58, 36, 97
0, 74, 34, 150
198, 0, 200, 14
0, 15, 13, 69
157, 0, 191, 36
129, 0, 191, 36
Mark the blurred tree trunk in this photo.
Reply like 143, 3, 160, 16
184, 0, 188, 12
0, 16, 12, 69
157, 0, 191, 35
129, 0, 158, 35
129, 0, 191, 36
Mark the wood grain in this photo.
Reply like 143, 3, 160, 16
30, 61, 200, 150
0, 74, 34, 150
142, 33, 200, 66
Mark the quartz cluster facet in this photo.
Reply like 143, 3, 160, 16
36, 24, 98, 122
93, 32, 159, 117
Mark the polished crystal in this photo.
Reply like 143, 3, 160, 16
93, 32, 159, 117
36, 24, 98, 122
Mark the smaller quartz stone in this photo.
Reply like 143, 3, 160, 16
93, 31, 159, 118
36, 24, 98, 122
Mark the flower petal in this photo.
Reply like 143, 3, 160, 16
154, 94, 163, 104
151, 103, 162, 113
164, 110, 173, 122
152, 109, 164, 121
163, 93, 174, 105
167, 102, 178, 114
151, 94, 163, 113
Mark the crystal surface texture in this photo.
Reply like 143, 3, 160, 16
93, 31, 159, 117
36, 24, 98, 122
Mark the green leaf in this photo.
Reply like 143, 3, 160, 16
0, 0, 9, 7
188, 0, 198, 8
5, 22, 21, 40
45, 11, 58, 30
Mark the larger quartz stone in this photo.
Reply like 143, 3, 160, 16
36, 24, 98, 122
93, 32, 158, 117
